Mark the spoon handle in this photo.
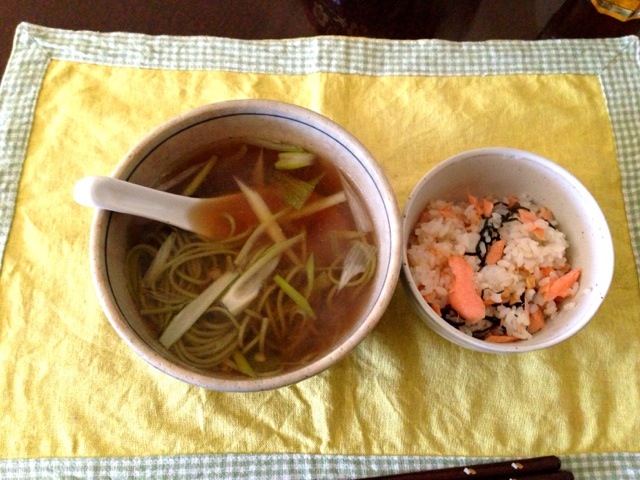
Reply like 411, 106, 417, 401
74, 176, 196, 231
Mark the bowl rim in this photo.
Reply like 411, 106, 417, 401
401, 146, 615, 353
89, 99, 402, 391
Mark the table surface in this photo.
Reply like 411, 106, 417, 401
1, 3, 640, 479
1, 0, 639, 78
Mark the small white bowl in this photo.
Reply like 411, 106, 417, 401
87, 99, 402, 391
401, 147, 614, 353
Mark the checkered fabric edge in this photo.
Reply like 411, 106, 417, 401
0, 452, 639, 479
1, 23, 640, 477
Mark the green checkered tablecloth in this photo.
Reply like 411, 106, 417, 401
1, 23, 639, 479
2, 453, 640, 479
1, 24, 639, 281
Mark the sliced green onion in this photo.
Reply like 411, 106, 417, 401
234, 208, 290, 269
236, 177, 285, 243
332, 229, 367, 241
240, 137, 302, 152
274, 274, 316, 319
232, 350, 256, 377
283, 191, 347, 222
339, 173, 373, 233
236, 177, 299, 264
222, 256, 279, 317
159, 270, 238, 348
304, 253, 315, 297
143, 232, 176, 286
238, 315, 251, 348
156, 161, 205, 192
181, 156, 216, 196
275, 152, 315, 170
251, 148, 265, 187
241, 331, 260, 353
338, 241, 377, 291
269, 170, 322, 210
220, 233, 304, 316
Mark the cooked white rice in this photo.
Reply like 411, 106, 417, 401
407, 194, 579, 342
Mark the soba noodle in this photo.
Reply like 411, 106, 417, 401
124, 138, 377, 378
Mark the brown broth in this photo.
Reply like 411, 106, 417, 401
127, 138, 377, 377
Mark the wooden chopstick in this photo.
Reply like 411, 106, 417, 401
355, 456, 573, 480
501, 474, 574, 480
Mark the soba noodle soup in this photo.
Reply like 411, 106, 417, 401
125, 138, 377, 378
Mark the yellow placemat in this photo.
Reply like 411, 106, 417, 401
1, 25, 639, 468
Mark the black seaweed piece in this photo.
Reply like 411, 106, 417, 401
489, 326, 507, 336
506, 202, 523, 214
509, 291, 527, 309
511, 203, 557, 231
474, 200, 529, 267
471, 318, 501, 338
472, 328, 492, 339
441, 306, 465, 326
476, 218, 502, 267
482, 287, 505, 299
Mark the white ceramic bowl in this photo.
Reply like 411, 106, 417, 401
401, 147, 614, 353
87, 99, 401, 391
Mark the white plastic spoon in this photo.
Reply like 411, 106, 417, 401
73, 176, 265, 239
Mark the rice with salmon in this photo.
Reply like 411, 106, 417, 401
407, 193, 581, 342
